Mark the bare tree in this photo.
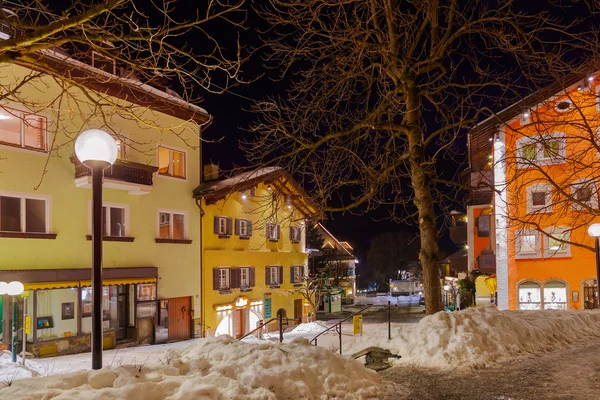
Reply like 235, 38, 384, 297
0, 0, 247, 182
367, 232, 420, 288
245, 0, 586, 314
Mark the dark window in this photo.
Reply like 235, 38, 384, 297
0, 196, 21, 231
25, 198, 46, 233
532, 192, 546, 207
575, 187, 593, 203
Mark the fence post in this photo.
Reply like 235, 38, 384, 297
388, 300, 391, 340
279, 314, 284, 343
337, 324, 342, 354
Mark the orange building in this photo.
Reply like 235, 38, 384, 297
467, 73, 600, 310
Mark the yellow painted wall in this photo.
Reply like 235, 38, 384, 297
0, 63, 203, 312
201, 182, 308, 335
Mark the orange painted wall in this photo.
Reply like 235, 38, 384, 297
503, 82, 600, 309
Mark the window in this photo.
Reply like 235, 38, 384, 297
235, 218, 252, 238
571, 180, 598, 210
81, 286, 118, 333
516, 133, 565, 167
91, 51, 116, 75
290, 265, 303, 284
543, 227, 571, 258
115, 138, 126, 160
214, 216, 232, 237
158, 211, 186, 239
158, 146, 186, 179
518, 282, 541, 310
213, 268, 230, 291
290, 226, 301, 243
516, 229, 541, 259
0, 194, 48, 233
240, 267, 250, 287
36, 288, 79, 340
543, 281, 567, 310
103, 205, 126, 236
0, 107, 47, 151
526, 183, 552, 214
554, 99, 573, 113
267, 223, 280, 241
266, 266, 282, 286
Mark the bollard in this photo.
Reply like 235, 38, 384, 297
388, 300, 391, 340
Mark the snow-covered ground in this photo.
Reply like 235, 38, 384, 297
1, 336, 382, 399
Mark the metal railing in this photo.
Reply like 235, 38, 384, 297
239, 314, 301, 342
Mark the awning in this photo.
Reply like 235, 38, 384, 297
24, 281, 79, 291
79, 277, 157, 287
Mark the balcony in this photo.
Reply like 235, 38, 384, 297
477, 251, 496, 275
450, 224, 467, 244
71, 156, 158, 195
469, 169, 494, 205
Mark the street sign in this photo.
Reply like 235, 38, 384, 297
353, 314, 363, 335
25, 316, 31, 335
264, 298, 272, 319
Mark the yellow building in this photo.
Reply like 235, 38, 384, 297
193, 167, 320, 338
0, 51, 207, 355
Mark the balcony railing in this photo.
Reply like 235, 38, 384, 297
71, 156, 158, 195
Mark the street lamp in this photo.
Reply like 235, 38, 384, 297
588, 223, 600, 309
0, 281, 24, 362
74, 129, 117, 370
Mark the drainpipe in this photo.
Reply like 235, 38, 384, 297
195, 198, 205, 338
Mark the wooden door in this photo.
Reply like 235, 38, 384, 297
234, 309, 244, 338
168, 296, 192, 341
584, 286, 598, 309
294, 299, 303, 323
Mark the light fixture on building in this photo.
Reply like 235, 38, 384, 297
241, 191, 247, 200
465, 245, 469, 250
494, 136, 504, 149
286, 196, 292, 209
589, 76, 595, 82
267, 185, 272, 191
74, 129, 117, 371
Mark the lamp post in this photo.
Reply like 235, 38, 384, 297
587, 223, 600, 309
0, 281, 24, 362
74, 129, 117, 370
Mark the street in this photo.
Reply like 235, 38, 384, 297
380, 337, 600, 399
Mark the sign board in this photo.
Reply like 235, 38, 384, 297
353, 314, 363, 335
264, 298, 272, 319
25, 316, 31, 335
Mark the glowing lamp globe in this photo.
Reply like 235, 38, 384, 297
6, 281, 24, 296
75, 129, 118, 169
0, 281, 8, 295
588, 223, 600, 238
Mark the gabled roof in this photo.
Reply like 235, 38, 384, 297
193, 167, 321, 218
317, 223, 356, 259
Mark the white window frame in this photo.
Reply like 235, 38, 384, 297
157, 209, 188, 239
157, 145, 187, 180
267, 223, 280, 241
269, 266, 281, 285
0, 190, 51, 233
292, 265, 303, 284
218, 268, 230, 290
240, 267, 250, 288
516, 132, 566, 168
515, 229, 542, 259
290, 226, 301, 243
526, 183, 553, 214
0, 106, 49, 152
216, 216, 229, 236
570, 179, 598, 210
543, 227, 571, 258
239, 219, 249, 237
88, 201, 130, 237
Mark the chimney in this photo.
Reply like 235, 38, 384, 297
203, 164, 219, 181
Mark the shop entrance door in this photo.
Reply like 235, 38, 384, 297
584, 282, 598, 309
168, 296, 191, 341
116, 286, 127, 340
294, 299, 303, 323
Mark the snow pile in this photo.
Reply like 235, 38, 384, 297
346, 305, 600, 369
0, 336, 382, 399
291, 321, 329, 334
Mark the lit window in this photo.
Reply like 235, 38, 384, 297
158, 211, 186, 239
236, 219, 251, 238
517, 133, 565, 167
543, 140, 560, 158
0, 107, 47, 151
102, 206, 126, 237
543, 227, 571, 258
543, 281, 567, 310
267, 223, 280, 241
520, 235, 537, 253
516, 229, 541, 259
0, 195, 48, 233
157, 146, 186, 179
240, 267, 250, 287
522, 143, 537, 161
518, 282, 541, 310
267, 266, 281, 286
292, 265, 303, 284
219, 268, 230, 290
290, 226, 301, 243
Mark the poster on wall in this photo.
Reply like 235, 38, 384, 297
82, 301, 92, 318
37, 316, 54, 329
61, 302, 75, 320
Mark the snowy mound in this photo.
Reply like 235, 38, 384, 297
291, 321, 329, 334
346, 305, 600, 369
0, 336, 382, 399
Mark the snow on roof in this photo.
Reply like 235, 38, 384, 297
193, 166, 282, 196
318, 222, 355, 257
0, 336, 383, 398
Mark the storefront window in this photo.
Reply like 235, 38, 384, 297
36, 288, 78, 341
518, 282, 541, 310
129, 284, 136, 327
543, 281, 567, 310
81, 285, 118, 333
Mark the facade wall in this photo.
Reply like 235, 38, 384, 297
201, 182, 308, 336
0, 63, 203, 347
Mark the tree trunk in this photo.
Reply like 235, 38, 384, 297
405, 84, 443, 315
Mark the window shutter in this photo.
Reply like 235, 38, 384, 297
247, 221, 253, 237
235, 219, 240, 236
289, 226, 294, 242
278, 266, 283, 284
266, 223, 271, 239
276, 224, 281, 240
266, 266, 271, 285
290, 266, 294, 283
249, 267, 256, 287
214, 217, 219, 234
231, 268, 240, 289
226, 218, 233, 235
213, 268, 220, 290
